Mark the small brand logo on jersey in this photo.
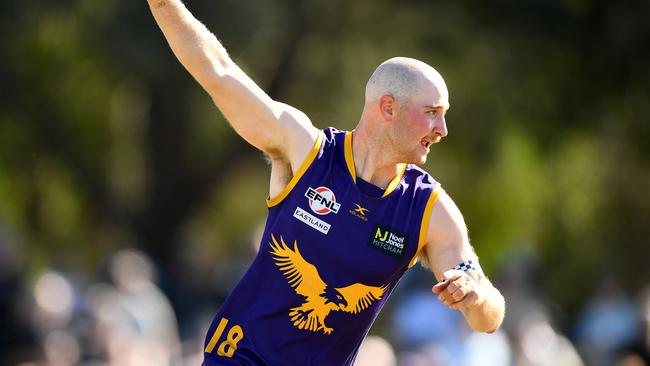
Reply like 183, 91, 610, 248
349, 203, 369, 221
305, 186, 341, 215
293, 207, 331, 234
368, 224, 408, 259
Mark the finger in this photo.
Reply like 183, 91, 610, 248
439, 286, 459, 306
445, 278, 463, 293
450, 285, 467, 301
449, 291, 479, 310
437, 287, 451, 304
432, 279, 451, 294
447, 274, 471, 293
438, 292, 451, 306
441, 269, 465, 282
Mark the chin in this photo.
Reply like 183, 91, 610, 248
405, 155, 427, 166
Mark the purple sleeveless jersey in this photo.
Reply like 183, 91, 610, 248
203, 128, 441, 365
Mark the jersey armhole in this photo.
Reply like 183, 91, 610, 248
407, 185, 441, 268
266, 130, 324, 207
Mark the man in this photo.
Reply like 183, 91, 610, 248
146, 1, 505, 365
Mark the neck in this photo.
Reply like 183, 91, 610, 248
351, 123, 403, 189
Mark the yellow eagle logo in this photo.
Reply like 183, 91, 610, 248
269, 235, 386, 335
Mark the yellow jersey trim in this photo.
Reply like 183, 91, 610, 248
344, 131, 356, 182
266, 131, 324, 207
381, 164, 407, 197
408, 186, 441, 268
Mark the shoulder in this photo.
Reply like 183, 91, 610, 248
402, 165, 441, 202
404, 164, 439, 187
404, 168, 464, 243
321, 126, 348, 145
286, 127, 349, 169
311, 127, 353, 159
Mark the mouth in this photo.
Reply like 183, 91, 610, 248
421, 138, 436, 149
421, 135, 442, 149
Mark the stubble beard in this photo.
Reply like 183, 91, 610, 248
400, 146, 428, 166
413, 153, 428, 166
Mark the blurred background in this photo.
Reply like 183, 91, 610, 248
1, 0, 649, 365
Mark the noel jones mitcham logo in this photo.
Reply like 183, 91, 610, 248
368, 224, 408, 259
305, 186, 341, 215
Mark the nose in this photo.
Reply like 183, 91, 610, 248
435, 115, 448, 138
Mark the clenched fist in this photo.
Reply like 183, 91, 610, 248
432, 269, 486, 311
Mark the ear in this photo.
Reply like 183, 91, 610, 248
379, 95, 396, 121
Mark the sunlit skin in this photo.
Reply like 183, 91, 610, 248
353, 65, 450, 187
389, 80, 449, 165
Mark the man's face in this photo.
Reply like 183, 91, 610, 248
393, 79, 449, 165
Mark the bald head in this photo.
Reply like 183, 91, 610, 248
364, 57, 447, 105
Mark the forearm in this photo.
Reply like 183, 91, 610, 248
147, 0, 232, 87
461, 279, 505, 333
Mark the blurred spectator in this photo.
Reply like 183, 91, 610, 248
513, 307, 584, 366
33, 270, 77, 330
42, 329, 82, 366
0, 226, 40, 365
496, 251, 545, 334
391, 267, 513, 366
497, 251, 583, 366
32, 269, 83, 365
86, 248, 181, 366
613, 286, 650, 365
394, 287, 465, 346
575, 274, 640, 366
392, 268, 467, 365
354, 335, 397, 366
463, 329, 511, 366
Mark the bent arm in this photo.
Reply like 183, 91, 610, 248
423, 189, 505, 333
146, 0, 317, 163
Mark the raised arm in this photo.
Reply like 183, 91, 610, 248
424, 189, 505, 333
146, 0, 318, 164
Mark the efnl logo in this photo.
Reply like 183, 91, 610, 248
305, 187, 341, 215
368, 224, 408, 259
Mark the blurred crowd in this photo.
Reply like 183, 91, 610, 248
1, 228, 648, 366
367, 259, 650, 366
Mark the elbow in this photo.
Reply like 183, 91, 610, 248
483, 292, 506, 333
471, 316, 503, 334
480, 319, 503, 334
212, 49, 234, 71
468, 290, 506, 334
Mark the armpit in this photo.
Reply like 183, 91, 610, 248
268, 155, 294, 199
